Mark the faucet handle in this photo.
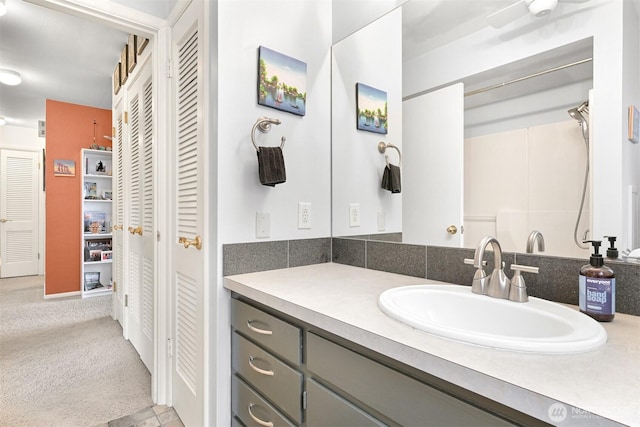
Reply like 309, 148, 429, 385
463, 258, 487, 266
508, 264, 539, 302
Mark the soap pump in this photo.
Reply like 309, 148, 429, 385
579, 240, 615, 322
605, 236, 619, 260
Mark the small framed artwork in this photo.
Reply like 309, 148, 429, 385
356, 83, 388, 134
95, 160, 106, 174
103, 190, 113, 200
101, 251, 113, 261
89, 250, 102, 262
84, 182, 97, 199
120, 45, 129, 85
113, 62, 121, 95
127, 34, 137, 73
257, 46, 307, 116
84, 271, 102, 291
53, 159, 75, 176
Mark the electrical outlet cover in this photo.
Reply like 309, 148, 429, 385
349, 203, 360, 227
298, 202, 311, 229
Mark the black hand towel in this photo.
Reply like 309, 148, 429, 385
257, 146, 286, 187
381, 164, 401, 193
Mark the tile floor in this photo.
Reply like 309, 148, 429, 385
96, 405, 184, 427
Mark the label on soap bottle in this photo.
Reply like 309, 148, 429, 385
579, 276, 616, 315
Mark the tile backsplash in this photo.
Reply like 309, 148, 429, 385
223, 237, 639, 316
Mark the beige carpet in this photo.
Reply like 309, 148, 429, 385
0, 276, 153, 426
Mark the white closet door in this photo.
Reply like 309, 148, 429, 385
0, 149, 40, 278
171, 1, 206, 425
113, 97, 127, 327
126, 56, 155, 373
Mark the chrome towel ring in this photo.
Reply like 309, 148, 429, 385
252, 116, 286, 152
378, 141, 401, 167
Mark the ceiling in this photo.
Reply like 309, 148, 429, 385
0, 0, 588, 130
0, 0, 129, 128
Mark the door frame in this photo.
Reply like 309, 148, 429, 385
28, 0, 181, 405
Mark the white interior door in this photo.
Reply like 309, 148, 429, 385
0, 149, 40, 278
402, 84, 464, 246
125, 56, 155, 372
171, 2, 205, 425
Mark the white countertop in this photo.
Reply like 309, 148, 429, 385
224, 263, 640, 426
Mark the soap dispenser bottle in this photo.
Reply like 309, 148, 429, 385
579, 240, 615, 322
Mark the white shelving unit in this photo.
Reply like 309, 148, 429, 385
81, 148, 113, 297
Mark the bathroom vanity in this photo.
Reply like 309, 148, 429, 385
224, 263, 639, 426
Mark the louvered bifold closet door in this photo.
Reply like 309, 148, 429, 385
125, 55, 154, 373
113, 98, 127, 327
0, 149, 39, 278
171, 1, 205, 424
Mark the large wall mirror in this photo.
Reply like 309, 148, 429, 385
332, 0, 640, 260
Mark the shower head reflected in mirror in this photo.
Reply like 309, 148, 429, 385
568, 100, 589, 144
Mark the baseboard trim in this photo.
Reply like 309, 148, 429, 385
43, 290, 81, 299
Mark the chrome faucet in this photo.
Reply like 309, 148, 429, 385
526, 230, 545, 253
473, 236, 510, 299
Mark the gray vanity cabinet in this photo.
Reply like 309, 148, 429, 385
305, 378, 387, 427
231, 297, 517, 427
231, 299, 303, 426
306, 333, 513, 426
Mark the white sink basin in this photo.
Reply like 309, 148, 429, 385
378, 285, 607, 354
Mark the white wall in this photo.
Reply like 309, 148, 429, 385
332, 8, 402, 237
0, 125, 46, 274
404, 0, 640, 252
217, 0, 332, 244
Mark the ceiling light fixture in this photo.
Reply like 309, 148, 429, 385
0, 117, 7, 126
0, 0, 7, 17
0, 69, 21, 86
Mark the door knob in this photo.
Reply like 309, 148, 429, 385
0, 218, 9, 223
447, 225, 458, 235
128, 226, 143, 235
112, 224, 123, 231
178, 235, 202, 250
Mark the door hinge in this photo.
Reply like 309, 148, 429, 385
302, 391, 307, 410
157, 230, 160, 242
38, 162, 41, 170
167, 338, 173, 358
167, 59, 173, 78
113, 281, 117, 292
37, 253, 40, 260
123, 111, 129, 124
125, 294, 129, 307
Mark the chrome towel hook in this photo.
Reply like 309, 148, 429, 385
378, 141, 401, 167
252, 116, 286, 152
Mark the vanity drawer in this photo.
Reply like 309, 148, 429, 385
232, 332, 303, 424
306, 333, 513, 426
232, 375, 296, 427
232, 299, 302, 365
306, 378, 387, 427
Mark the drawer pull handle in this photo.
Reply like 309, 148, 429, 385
247, 320, 273, 335
248, 403, 274, 427
248, 356, 274, 376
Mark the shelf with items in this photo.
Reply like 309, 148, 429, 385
81, 148, 113, 297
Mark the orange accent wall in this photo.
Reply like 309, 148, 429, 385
45, 100, 112, 295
